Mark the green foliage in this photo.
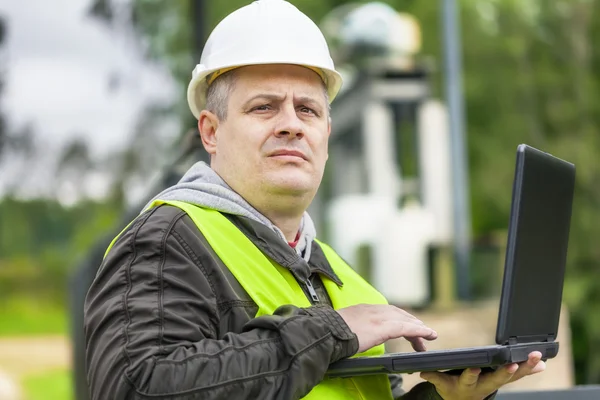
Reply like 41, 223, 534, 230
0, 297, 67, 336
22, 368, 73, 400
0, 197, 120, 306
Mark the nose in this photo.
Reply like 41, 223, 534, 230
274, 105, 304, 140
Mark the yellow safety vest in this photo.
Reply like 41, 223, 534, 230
108, 199, 394, 399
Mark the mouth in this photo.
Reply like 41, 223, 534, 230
269, 149, 308, 161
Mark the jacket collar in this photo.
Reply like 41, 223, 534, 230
224, 213, 343, 286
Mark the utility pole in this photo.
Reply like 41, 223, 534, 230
191, 0, 207, 62
441, 0, 471, 300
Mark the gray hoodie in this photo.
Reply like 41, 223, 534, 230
144, 161, 316, 262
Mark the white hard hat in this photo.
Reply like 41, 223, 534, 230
187, 0, 343, 119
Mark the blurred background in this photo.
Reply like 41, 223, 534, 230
1, 0, 600, 399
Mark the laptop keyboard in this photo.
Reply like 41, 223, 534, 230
387, 344, 500, 356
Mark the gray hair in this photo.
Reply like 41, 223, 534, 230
202, 68, 331, 121
204, 70, 239, 121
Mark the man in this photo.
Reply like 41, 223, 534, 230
84, 1, 545, 399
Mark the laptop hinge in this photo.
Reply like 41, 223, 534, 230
508, 334, 555, 345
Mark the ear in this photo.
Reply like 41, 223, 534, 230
198, 110, 219, 155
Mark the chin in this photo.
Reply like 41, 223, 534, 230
265, 171, 315, 195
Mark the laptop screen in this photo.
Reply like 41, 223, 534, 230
496, 145, 575, 345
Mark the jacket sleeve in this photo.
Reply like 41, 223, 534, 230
84, 208, 358, 400
399, 382, 443, 399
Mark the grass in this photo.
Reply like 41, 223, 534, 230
0, 297, 72, 399
22, 369, 73, 400
0, 297, 68, 336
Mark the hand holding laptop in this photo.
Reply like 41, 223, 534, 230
421, 351, 546, 400
336, 304, 439, 353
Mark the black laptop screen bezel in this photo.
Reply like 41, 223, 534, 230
495, 144, 575, 345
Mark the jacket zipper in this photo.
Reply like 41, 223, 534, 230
305, 278, 320, 303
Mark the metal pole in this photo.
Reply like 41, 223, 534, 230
191, 0, 207, 62
440, 0, 471, 300
189, 0, 211, 160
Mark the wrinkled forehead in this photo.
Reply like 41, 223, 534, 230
232, 64, 327, 100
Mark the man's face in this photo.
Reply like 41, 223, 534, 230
202, 64, 331, 209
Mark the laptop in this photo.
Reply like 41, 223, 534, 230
327, 144, 576, 377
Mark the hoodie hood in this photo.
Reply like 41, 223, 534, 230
144, 161, 316, 261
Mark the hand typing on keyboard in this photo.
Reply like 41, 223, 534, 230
336, 304, 438, 353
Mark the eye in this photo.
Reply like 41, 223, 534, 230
252, 104, 272, 112
299, 106, 317, 116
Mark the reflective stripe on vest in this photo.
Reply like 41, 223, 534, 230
107, 200, 394, 400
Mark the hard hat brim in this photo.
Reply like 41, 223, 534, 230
187, 62, 343, 119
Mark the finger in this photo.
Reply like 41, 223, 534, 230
510, 352, 543, 381
517, 351, 542, 371
522, 352, 543, 372
504, 363, 519, 375
420, 371, 452, 388
482, 363, 519, 388
509, 360, 546, 383
527, 351, 543, 367
388, 320, 438, 340
408, 337, 427, 352
383, 319, 435, 338
530, 360, 546, 374
458, 367, 481, 387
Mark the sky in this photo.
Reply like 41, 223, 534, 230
0, 0, 178, 199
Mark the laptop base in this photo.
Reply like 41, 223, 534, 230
327, 342, 559, 378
